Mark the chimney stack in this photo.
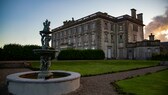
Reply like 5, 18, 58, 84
131, 8, 136, 19
149, 33, 154, 41
137, 13, 143, 21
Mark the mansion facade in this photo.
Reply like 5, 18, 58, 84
51, 9, 160, 59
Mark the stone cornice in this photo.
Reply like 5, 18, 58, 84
52, 12, 144, 33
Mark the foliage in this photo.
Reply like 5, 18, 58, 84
2, 44, 23, 60
0, 47, 2, 60
22, 45, 41, 60
116, 70, 168, 95
57, 49, 105, 60
0, 44, 41, 60
31, 60, 159, 76
48, 47, 56, 60
152, 51, 168, 61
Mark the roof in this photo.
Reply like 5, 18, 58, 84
52, 11, 144, 32
161, 42, 168, 46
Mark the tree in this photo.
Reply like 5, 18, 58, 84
0, 44, 41, 60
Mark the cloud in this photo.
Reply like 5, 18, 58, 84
145, 7, 168, 42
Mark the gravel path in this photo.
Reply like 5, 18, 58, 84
0, 68, 31, 95
0, 64, 167, 95
0, 61, 31, 95
65, 66, 168, 95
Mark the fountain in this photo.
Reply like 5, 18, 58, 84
6, 20, 81, 95
34, 19, 55, 79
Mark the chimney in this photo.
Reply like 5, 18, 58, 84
149, 33, 154, 41
131, 8, 136, 19
137, 13, 143, 21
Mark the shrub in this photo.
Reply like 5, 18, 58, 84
0, 48, 2, 60
0, 44, 41, 60
57, 49, 105, 60
152, 51, 168, 61
22, 45, 41, 60
2, 44, 23, 60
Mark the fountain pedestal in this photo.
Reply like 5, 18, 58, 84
38, 71, 53, 79
33, 49, 55, 79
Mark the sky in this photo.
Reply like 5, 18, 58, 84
0, 0, 168, 47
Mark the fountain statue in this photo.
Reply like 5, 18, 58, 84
40, 19, 51, 49
34, 19, 54, 79
6, 20, 80, 95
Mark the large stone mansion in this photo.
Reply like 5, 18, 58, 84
51, 9, 160, 59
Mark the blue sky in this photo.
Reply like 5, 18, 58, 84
0, 0, 168, 47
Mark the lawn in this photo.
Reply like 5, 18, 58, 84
116, 70, 168, 95
30, 60, 159, 76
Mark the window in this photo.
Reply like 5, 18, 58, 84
133, 35, 137, 41
56, 40, 58, 46
92, 32, 95, 44
72, 28, 77, 35
73, 27, 76, 32
84, 34, 88, 46
119, 25, 123, 31
119, 49, 123, 58
65, 30, 68, 36
118, 35, 123, 43
58, 32, 60, 38
90, 22, 96, 30
76, 37, 78, 44
111, 34, 114, 43
68, 39, 71, 44
77, 26, 82, 35
61, 32, 64, 38
84, 46, 88, 49
73, 37, 76, 44
70, 29, 73, 35
78, 36, 82, 46
60, 32, 62, 38
147, 48, 151, 52
68, 30, 71, 36
104, 32, 108, 42
91, 46, 95, 50
63, 38, 65, 43
84, 24, 88, 31
111, 23, 114, 31
60, 38, 63, 44
129, 50, 132, 53
63, 31, 65, 37
155, 48, 159, 53
104, 21, 108, 30
55, 33, 57, 39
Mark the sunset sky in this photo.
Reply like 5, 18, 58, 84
0, 0, 168, 47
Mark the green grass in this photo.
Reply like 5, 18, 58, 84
30, 60, 159, 76
116, 70, 168, 95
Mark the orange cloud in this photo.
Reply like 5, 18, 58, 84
145, 7, 168, 42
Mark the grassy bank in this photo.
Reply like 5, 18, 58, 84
30, 60, 159, 76
116, 69, 168, 95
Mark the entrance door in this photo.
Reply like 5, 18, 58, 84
128, 49, 134, 59
107, 47, 112, 59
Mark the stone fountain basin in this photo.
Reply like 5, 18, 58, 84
7, 70, 80, 95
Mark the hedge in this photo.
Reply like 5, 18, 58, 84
151, 51, 168, 61
0, 44, 42, 60
57, 49, 105, 60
